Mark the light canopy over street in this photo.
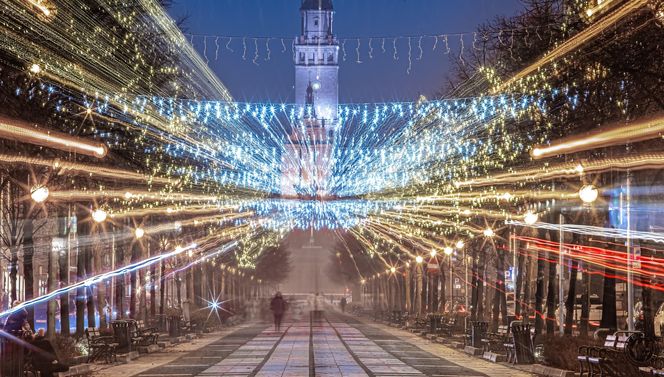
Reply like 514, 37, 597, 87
1, 1, 664, 376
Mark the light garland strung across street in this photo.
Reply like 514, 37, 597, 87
183, 24, 562, 73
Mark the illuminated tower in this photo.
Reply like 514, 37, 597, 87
281, 0, 338, 197
295, 0, 339, 122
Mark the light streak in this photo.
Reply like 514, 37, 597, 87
456, 152, 664, 188
495, 0, 649, 92
508, 220, 664, 244
0, 154, 175, 185
532, 113, 664, 159
0, 243, 198, 318
0, 115, 107, 158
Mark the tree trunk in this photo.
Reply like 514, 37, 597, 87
498, 246, 508, 326
58, 217, 71, 336
115, 238, 124, 319
564, 258, 578, 335
534, 231, 547, 335
47, 240, 57, 338
470, 245, 479, 320
476, 246, 486, 321
404, 266, 411, 313
415, 263, 423, 315
9, 248, 18, 303
523, 253, 533, 324
600, 265, 617, 330
94, 233, 106, 330
23, 219, 35, 330
75, 209, 89, 336
86, 235, 96, 329
580, 266, 591, 337
546, 247, 557, 334
515, 238, 525, 319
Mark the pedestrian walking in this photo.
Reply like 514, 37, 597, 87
340, 297, 347, 313
270, 292, 286, 332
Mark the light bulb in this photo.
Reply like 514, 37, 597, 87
579, 185, 599, 203
524, 211, 539, 225
483, 228, 495, 238
455, 240, 465, 249
415, 255, 424, 264
443, 247, 454, 256
135, 227, 145, 239
30, 185, 49, 203
92, 208, 107, 223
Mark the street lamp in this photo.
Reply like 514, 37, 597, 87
134, 227, 145, 239
92, 207, 108, 223
430, 249, 438, 257
579, 184, 599, 203
415, 255, 424, 264
30, 184, 49, 203
524, 211, 539, 225
390, 266, 396, 274
443, 246, 454, 256
483, 228, 495, 238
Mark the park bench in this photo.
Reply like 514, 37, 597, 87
437, 315, 460, 337
85, 327, 118, 364
134, 320, 159, 346
504, 323, 534, 364
481, 324, 510, 352
583, 331, 642, 377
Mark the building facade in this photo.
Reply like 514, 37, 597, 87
281, 0, 339, 197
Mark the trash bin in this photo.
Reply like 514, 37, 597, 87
168, 316, 181, 338
111, 320, 133, 352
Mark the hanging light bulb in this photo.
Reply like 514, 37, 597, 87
524, 211, 539, 225
579, 185, 599, 203
30, 185, 49, 203
92, 207, 108, 223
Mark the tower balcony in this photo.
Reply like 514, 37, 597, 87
297, 35, 338, 46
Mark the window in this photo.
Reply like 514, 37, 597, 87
314, 17, 319, 27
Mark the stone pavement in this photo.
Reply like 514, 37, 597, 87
92, 312, 535, 377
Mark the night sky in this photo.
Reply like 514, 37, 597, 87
168, 0, 524, 104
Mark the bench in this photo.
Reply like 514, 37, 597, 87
135, 320, 159, 346
481, 324, 509, 353
85, 327, 118, 364
438, 316, 460, 337
582, 331, 642, 377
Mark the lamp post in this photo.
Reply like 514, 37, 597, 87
444, 246, 454, 312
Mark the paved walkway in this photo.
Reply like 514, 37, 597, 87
93, 312, 534, 377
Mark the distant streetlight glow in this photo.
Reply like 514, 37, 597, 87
443, 246, 454, 256
483, 228, 495, 238
430, 249, 437, 257
415, 255, 424, 264
135, 227, 145, 239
